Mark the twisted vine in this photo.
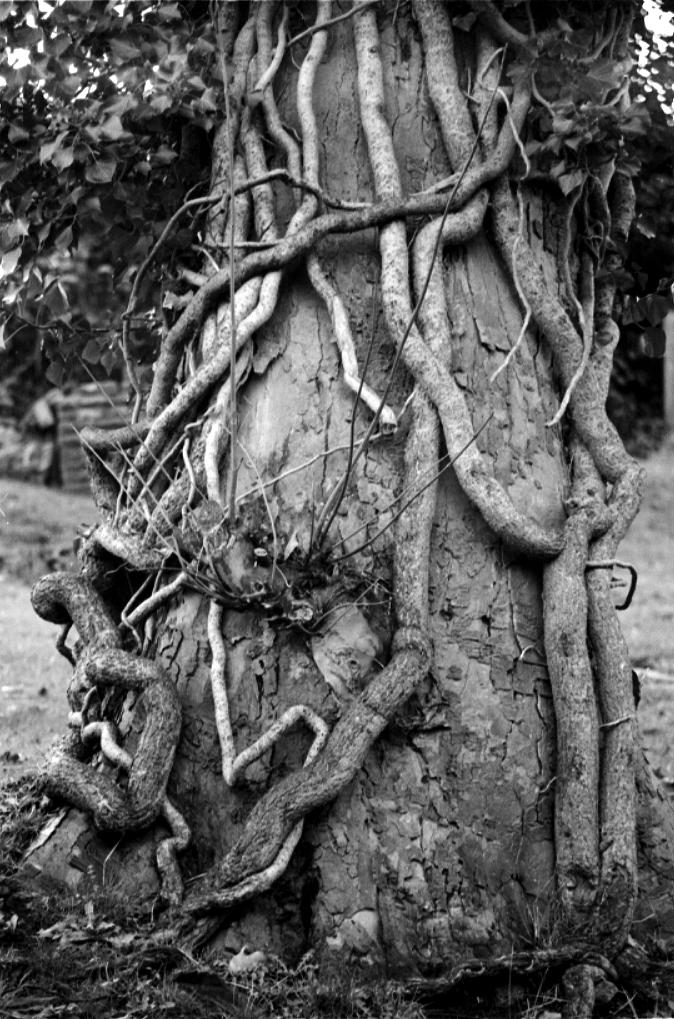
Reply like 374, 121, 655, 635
29, 5, 655, 1009
30, 572, 187, 904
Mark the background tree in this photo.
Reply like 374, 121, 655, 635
3, 2, 674, 1014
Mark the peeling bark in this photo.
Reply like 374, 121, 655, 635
23, 2, 674, 1001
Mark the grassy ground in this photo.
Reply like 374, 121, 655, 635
0, 479, 95, 779
0, 477, 95, 585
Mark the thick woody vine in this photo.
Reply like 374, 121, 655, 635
30, 0, 646, 1006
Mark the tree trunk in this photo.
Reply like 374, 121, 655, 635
24, 0, 674, 991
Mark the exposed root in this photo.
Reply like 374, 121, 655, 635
31, 573, 182, 862
490, 176, 637, 489
490, 185, 532, 382
547, 250, 595, 428
125, 571, 188, 631
355, 6, 560, 560
307, 255, 398, 431
207, 600, 329, 788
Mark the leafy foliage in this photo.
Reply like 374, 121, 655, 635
0, 0, 219, 378
1, 0, 674, 394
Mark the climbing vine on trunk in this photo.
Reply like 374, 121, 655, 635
3, 1, 670, 1014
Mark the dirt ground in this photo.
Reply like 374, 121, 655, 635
619, 439, 674, 786
0, 480, 95, 776
0, 442, 673, 780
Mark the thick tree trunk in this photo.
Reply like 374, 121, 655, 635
24, 0, 674, 986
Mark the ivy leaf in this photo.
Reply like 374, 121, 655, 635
41, 280, 69, 316
156, 3, 181, 21
102, 94, 138, 118
623, 297, 642, 326
53, 224, 73, 250
110, 37, 141, 62
163, 290, 188, 309
587, 59, 623, 89
551, 115, 576, 135
59, 75, 82, 97
638, 293, 672, 326
46, 360, 65, 387
100, 115, 129, 141
150, 94, 172, 113
558, 169, 584, 195
196, 88, 218, 113
52, 146, 75, 171
48, 34, 71, 58
4, 219, 29, 242
8, 123, 30, 143
81, 338, 102, 363
452, 12, 477, 31
152, 145, 177, 165
39, 130, 70, 165
85, 157, 117, 183
638, 325, 667, 358
100, 347, 117, 374
0, 247, 21, 277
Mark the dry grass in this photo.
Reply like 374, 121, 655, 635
0, 777, 431, 1019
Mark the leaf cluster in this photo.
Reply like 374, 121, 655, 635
2, 0, 674, 392
513, 13, 645, 188
0, 0, 222, 376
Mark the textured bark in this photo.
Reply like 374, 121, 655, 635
23, 1, 674, 988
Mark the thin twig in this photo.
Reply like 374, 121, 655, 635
491, 184, 531, 381
237, 439, 279, 579
333, 415, 492, 562
287, 1, 377, 49
313, 282, 381, 546
210, 166, 371, 212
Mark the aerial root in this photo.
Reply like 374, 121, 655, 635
490, 175, 636, 488
547, 248, 595, 427
144, 76, 535, 423
124, 571, 188, 632
157, 796, 192, 907
296, 7, 397, 431
86, 522, 167, 572
354, 6, 561, 560
490, 185, 532, 382
307, 253, 397, 431
207, 600, 329, 786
